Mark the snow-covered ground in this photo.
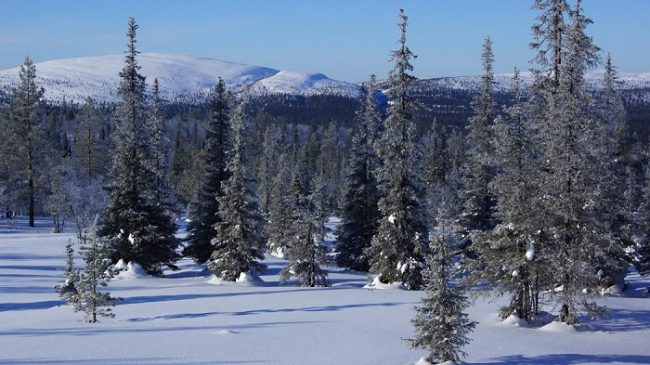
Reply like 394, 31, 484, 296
1, 217, 650, 365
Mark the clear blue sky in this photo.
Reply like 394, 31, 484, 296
0, 0, 648, 81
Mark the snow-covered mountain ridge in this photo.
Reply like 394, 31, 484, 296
415, 70, 650, 93
0, 53, 359, 102
1, 53, 648, 103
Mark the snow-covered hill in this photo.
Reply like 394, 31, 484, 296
0, 53, 359, 103
415, 70, 650, 93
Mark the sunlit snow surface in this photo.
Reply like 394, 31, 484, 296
1, 217, 650, 364
0, 53, 359, 103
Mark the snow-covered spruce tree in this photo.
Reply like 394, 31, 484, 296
209, 92, 267, 281
257, 125, 281, 213
461, 37, 497, 234
637, 148, 650, 276
184, 78, 231, 263
73, 97, 98, 178
9, 56, 44, 227
100, 18, 179, 275
531, 0, 618, 323
75, 218, 117, 323
595, 53, 629, 289
365, 9, 429, 290
267, 149, 297, 258
336, 77, 381, 271
280, 143, 329, 287
319, 121, 342, 212
408, 185, 477, 364
280, 173, 330, 287
147, 78, 174, 211
54, 239, 80, 305
470, 70, 543, 321
423, 119, 448, 201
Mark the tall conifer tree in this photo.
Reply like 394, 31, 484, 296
366, 9, 428, 289
100, 18, 179, 275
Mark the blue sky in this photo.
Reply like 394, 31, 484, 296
0, 0, 648, 81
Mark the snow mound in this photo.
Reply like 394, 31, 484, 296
115, 262, 150, 280
539, 320, 577, 333
113, 259, 128, 271
363, 276, 406, 290
414, 358, 456, 365
601, 284, 624, 297
501, 314, 529, 327
270, 246, 286, 259
215, 329, 238, 335
207, 272, 265, 286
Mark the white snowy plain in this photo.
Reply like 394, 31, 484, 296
1, 217, 650, 365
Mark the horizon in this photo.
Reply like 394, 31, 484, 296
1, 1, 649, 82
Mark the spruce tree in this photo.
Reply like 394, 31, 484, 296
531, 0, 617, 323
336, 77, 381, 271
209, 92, 267, 280
54, 239, 80, 305
280, 166, 330, 287
100, 18, 179, 275
471, 70, 543, 321
462, 37, 497, 233
75, 219, 117, 323
637, 147, 650, 276
408, 185, 476, 364
148, 78, 174, 210
366, 9, 429, 290
184, 78, 231, 263
267, 149, 297, 258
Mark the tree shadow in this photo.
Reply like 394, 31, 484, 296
0, 321, 322, 337
577, 308, 650, 333
475, 354, 650, 365
0, 358, 263, 364
0, 300, 63, 312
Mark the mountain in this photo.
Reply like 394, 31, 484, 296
414, 70, 650, 93
0, 53, 359, 103
1, 53, 648, 103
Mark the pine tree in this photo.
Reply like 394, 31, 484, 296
366, 9, 429, 289
462, 37, 497, 233
75, 218, 117, 323
54, 239, 80, 305
100, 18, 179, 275
336, 77, 381, 271
209, 92, 267, 281
9, 56, 44, 227
184, 78, 231, 263
408, 185, 477, 364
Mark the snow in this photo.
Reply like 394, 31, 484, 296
207, 272, 265, 286
114, 261, 150, 280
363, 275, 406, 290
2, 216, 650, 364
0, 53, 358, 103
526, 242, 535, 261
251, 70, 359, 97
388, 214, 397, 224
